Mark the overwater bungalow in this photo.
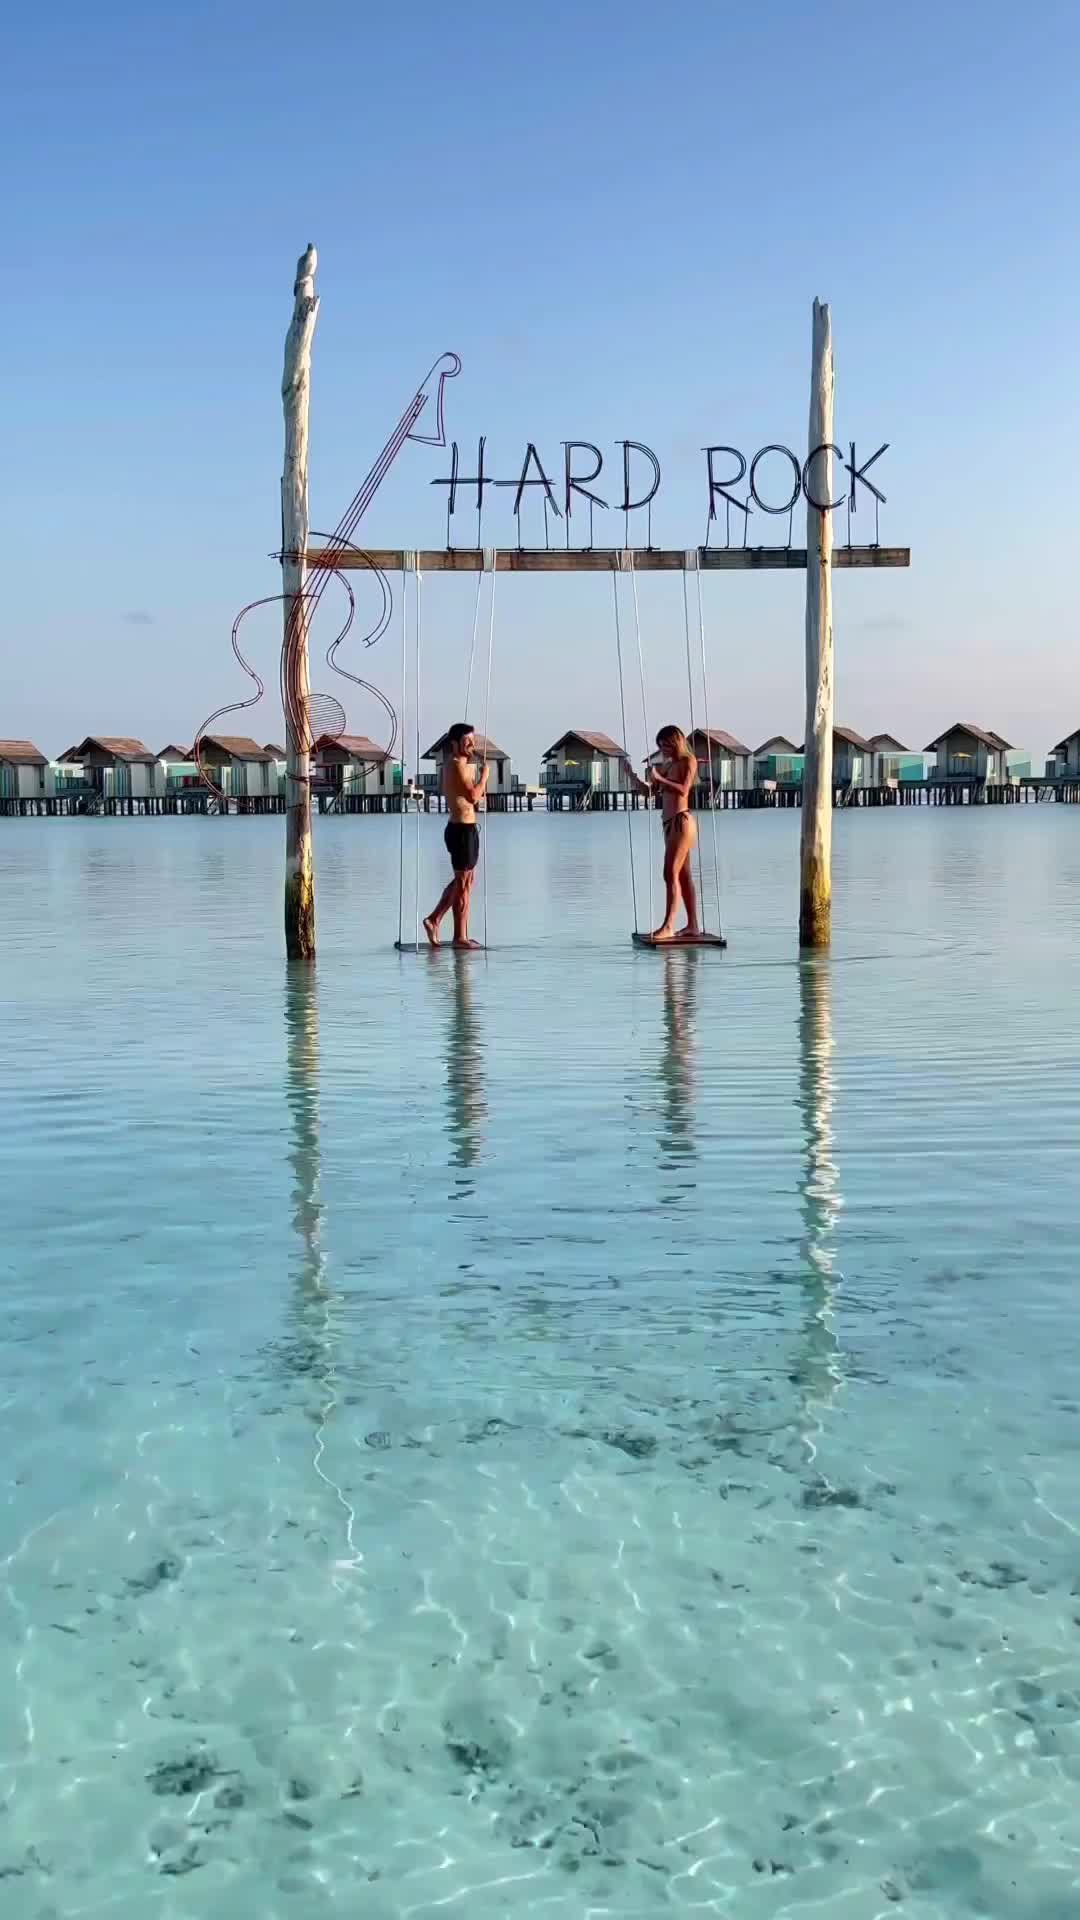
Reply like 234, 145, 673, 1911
541, 730, 627, 796
925, 723, 1011, 784
197, 734, 279, 802
155, 745, 204, 798
1050, 727, 1080, 779
423, 730, 513, 800
687, 728, 752, 793
0, 740, 48, 805
62, 735, 161, 802
753, 735, 803, 787
830, 726, 874, 788
312, 733, 395, 809
868, 732, 923, 786
263, 744, 287, 799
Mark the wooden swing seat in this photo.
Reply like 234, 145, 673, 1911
631, 930, 728, 949
394, 941, 488, 952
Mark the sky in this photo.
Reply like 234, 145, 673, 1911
4, 0, 1079, 773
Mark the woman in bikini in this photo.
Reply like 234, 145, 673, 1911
623, 726, 700, 941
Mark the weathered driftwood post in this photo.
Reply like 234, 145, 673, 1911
282, 245, 319, 961
799, 299, 834, 948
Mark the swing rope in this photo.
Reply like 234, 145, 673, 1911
480, 550, 497, 950
611, 568, 640, 933
627, 553, 655, 930
681, 562, 710, 930
462, 567, 486, 717
397, 561, 409, 947
414, 563, 422, 949
695, 567, 724, 938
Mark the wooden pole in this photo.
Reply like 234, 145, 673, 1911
282, 244, 319, 961
799, 298, 834, 948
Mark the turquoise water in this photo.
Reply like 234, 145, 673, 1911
2, 809, 1080, 1917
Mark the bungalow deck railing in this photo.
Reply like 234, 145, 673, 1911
539, 766, 630, 792
52, 775, 98, 796
756, 756, 805, 786
879, 756, 925, 783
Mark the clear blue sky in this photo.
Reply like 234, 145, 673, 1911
5, 0, 1079, 771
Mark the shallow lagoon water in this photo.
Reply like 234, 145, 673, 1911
2, 808, 1080, 1917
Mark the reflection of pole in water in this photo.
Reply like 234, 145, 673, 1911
283, 967, 360, 1578
658, 947, 698, 1182
283, 963, 330, 1396
446, 954, 486, 1176
795, 956, 844, 1451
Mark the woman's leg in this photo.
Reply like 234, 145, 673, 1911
653, 823, 687, 938
678, 857, 700, 934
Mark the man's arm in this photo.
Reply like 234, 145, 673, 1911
474, 759, 491, 797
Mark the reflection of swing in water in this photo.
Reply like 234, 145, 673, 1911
658, 946, 699, 1182
444, 955, 486, 1174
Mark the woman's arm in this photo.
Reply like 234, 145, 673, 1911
621, 757, 653, 795
651, 753, 697, 795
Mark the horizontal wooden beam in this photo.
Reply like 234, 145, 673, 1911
303, 545, 910, 574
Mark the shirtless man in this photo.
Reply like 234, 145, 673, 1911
623, 726, 701, 941
423, 721, 489, 948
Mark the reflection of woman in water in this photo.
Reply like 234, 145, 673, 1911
658, 946, 698, 1181
446, 953, 486, 1173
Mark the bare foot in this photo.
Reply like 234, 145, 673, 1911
649, 925, 677, 942
422, 915, 440, 947
452, 938, 484, 950
675, 926, 702, 941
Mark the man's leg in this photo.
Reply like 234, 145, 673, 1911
425, 827, 461, 944
452, 870, 481, 946
451, 872, 468, 944
423, 874, 456, 945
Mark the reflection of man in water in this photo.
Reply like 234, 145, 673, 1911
446, 954, 486, 1171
